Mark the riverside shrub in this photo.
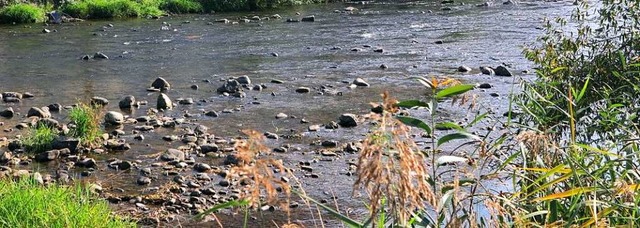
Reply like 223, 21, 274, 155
0, 3, 45, 24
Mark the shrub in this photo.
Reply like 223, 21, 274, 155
0, 178, 134, 227
22, 124, 58, 153
0, 3, 46, 24
68, 104, 102, 146
160, 0, 202, 13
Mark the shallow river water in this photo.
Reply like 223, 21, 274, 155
0, 0, 574, 226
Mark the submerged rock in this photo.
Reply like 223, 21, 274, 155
93, 52, 109, 59
301, 15, 315, 22
91, 96, 109, 107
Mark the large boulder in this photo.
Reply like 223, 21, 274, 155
157, 93, 173, 110
119, 95, 136, 109
104, 111, 124, 125
27, 107, 51, 118
51, 136, 80, 153
151, 77, 171, 90
0, 107, 14, 118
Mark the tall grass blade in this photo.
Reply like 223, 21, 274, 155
397, 116, 432, 135
194, 199, 250, 220
532, 187, 597, 202
436, 131, 480, 147
435, 84, 475, 98
294, 190, 364, 228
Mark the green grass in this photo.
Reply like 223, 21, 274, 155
0, 3, 46, 24
0, 178, 134, 227
61, 0, 162, 19
68, 104, 102, 146
22, 124, 58, 153
160, 0, 202, 13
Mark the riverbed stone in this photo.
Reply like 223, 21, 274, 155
276, 113, 288, 119
194, 163, 211, 172
480, 66, 494, 75
157, 93, 173, 110
178, 98, 194, 105
161, 149, 185, 162
94, 52, 109, 59
458, 65, 472, 72
119, 95, 136, 109
236, 76, 251, 85
37, 118, 60, 129
494, 66, 513, 76
353, 78, 370, 87
338, 113, 358, 127
47, 103, 61, 112
52, 136, 80, 153
478, 83, 492, 89
105, 111, 124, 125
76, 158, 97, 168
301, 15, 315, 22
0, 107, 14, 118
27, 107, 51, 118
35, 150, 60, 162
217, 79, 241, 93
152, 77, 171, 90
137, 176, 152, 185
200, 144, 218, 153
91, 96, 109, 107
295, 87, 311, 93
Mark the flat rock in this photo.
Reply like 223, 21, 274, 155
295, 87, 311, 93
91, 96, 109, 107
161, 149, 185, 162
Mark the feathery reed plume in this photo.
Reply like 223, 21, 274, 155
229, 129, 294, 217
353, 92, 435, 226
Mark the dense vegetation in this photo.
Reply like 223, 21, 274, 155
0, 178, 134, 227
0, 0, 325, 23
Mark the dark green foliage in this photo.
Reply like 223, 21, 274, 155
61, 0, 164, 19
0, 3, 45, 24
160, 0, 202, 13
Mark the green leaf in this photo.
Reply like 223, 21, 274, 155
437, 131, 480, 147
436, 84, 475, 98
435, 122, 463, 130
396, 100, 430, 108
397, 116, 432, 135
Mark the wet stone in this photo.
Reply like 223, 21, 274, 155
137, 176, 152, 185
193, 163, 211, 172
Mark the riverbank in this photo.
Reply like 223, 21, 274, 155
0, 0, 328, 24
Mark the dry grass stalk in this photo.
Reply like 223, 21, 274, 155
228, 130, 294, 217
353, 92, 435, 226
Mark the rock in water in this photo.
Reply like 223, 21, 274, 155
151, 77, 171, 90
494, 66, 513, 76
458, 65, 472, 72
119, 95, 136, 109
161, 149, 185, 162
104, 111, 124, 125
0, 107, 14, 118
93, 52, 109, 59
91, 96, 109, 107
301, 15, 315, 22
157, 93, 173, 110
217, 79, 241, 93
236, 75, 251, 85
353, 78, 370, 87
480, 66, 494, 75
27, 107, 51, 118
338, 113, 358, 127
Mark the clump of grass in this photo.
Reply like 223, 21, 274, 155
22, 124, 58, 153
0, 177, 134, 227
160, 0, 202, 13
0, 3, 46, 24
68, 103, 102, 146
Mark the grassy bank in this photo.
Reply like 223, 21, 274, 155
0, 0, 325, 23
0, 178, 133, 227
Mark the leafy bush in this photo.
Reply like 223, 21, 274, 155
160, 0, 202, 13
0, 177, 134, 227
68, 104, 102, 146
62, 0, 164, 19
22, 124, 58, 153
0, 3, 46, 24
